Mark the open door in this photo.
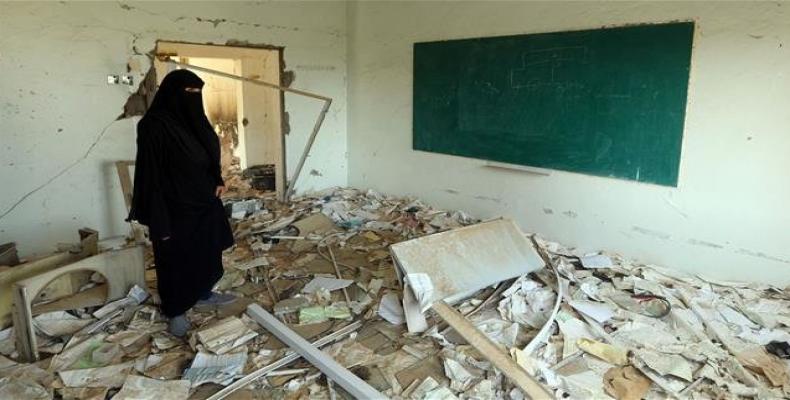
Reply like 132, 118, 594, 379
154, 41, 286, 199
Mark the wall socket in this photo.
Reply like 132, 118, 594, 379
107, 74, 134, 86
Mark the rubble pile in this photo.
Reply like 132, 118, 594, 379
1, 187, 789, 399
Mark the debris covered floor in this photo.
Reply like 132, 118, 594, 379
1, 187, 790, 399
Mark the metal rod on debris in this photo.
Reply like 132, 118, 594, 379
207, 320, 363, 400
165, 59, 332, 203
327, 245, 352, 304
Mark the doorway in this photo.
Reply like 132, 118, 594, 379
153, 41, 286, 199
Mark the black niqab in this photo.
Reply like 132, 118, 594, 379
146, 70, 221, 173
128, 69, 234, 317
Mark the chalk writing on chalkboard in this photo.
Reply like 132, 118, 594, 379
413, 22, 694, 187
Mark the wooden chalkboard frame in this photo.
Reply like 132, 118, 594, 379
413, 22, 695, 187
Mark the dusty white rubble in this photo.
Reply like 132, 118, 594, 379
0, 186, 788, 399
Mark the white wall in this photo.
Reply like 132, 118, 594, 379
347, 1, 790, 284
0, 1, 348, 257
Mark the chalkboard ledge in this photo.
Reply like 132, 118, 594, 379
483, 161, 551, 176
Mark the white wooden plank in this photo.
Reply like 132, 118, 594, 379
206, 321, 362, 400
432, 302, 552, 399
246, 304, 385, 399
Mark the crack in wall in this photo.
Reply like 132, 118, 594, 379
0, 119, 117, 221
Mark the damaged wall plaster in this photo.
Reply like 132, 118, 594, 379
0, 1, 348, 257
347, 1, 790, 284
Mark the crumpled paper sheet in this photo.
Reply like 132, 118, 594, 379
603, 365, 652, 400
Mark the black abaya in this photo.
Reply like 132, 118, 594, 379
128, 70, 234, 317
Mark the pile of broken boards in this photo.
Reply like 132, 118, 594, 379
0, 188, 788, 400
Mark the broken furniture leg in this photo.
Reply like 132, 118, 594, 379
115, 160, 145, 243
432, 301, 553, 399
246, 304, 384, 399
12, 246, 146, 362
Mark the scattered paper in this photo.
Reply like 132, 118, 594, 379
466, 379, 496, 400
424, 386, 459, 400
499, 278, 556, 329
232, 256, 269, 271
738, 327, 790, 346
403, 282, 429, 333
152, 333, 180, 351
634, 349, 694, 381
718, 305, 759, 329
111, 375, 189, 400
0, 328, 14, 356
196, 317, 258, 355
183, 351, 247, 387
0, 377, 49, 400
580, 254, 614, 269
443, 358, 475, 391
58, 361, 134, 388
559, 369, 611, 399
34, 311, 94, 337
569, 300, 615, 324
61, 387, 108, 400
577, 338, 629, 366
298, 305, 351, 324
603, 365, 652, 400
378, 292, 405, 325
49, 334, 109, 371
93, 285, 148, 319
410, 376, 440, 399
366, 278, 384, 295
274, 297, 310, 315
229, 199, 262, 219
735, 346, 790, 387
404, 273, 435, 312
302, 276, 354, 293
476, 316, 519, 349
556, 311, 595, 359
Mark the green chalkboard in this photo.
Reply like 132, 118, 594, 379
413, 22, 694, 186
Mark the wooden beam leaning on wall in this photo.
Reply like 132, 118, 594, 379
115, 160, 145, 243
0, 228, 98, 329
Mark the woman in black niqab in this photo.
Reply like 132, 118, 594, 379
128, 69, 235, 336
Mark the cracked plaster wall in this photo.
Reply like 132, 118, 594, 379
0, 1, 347, 256
347, 1, 790, 284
